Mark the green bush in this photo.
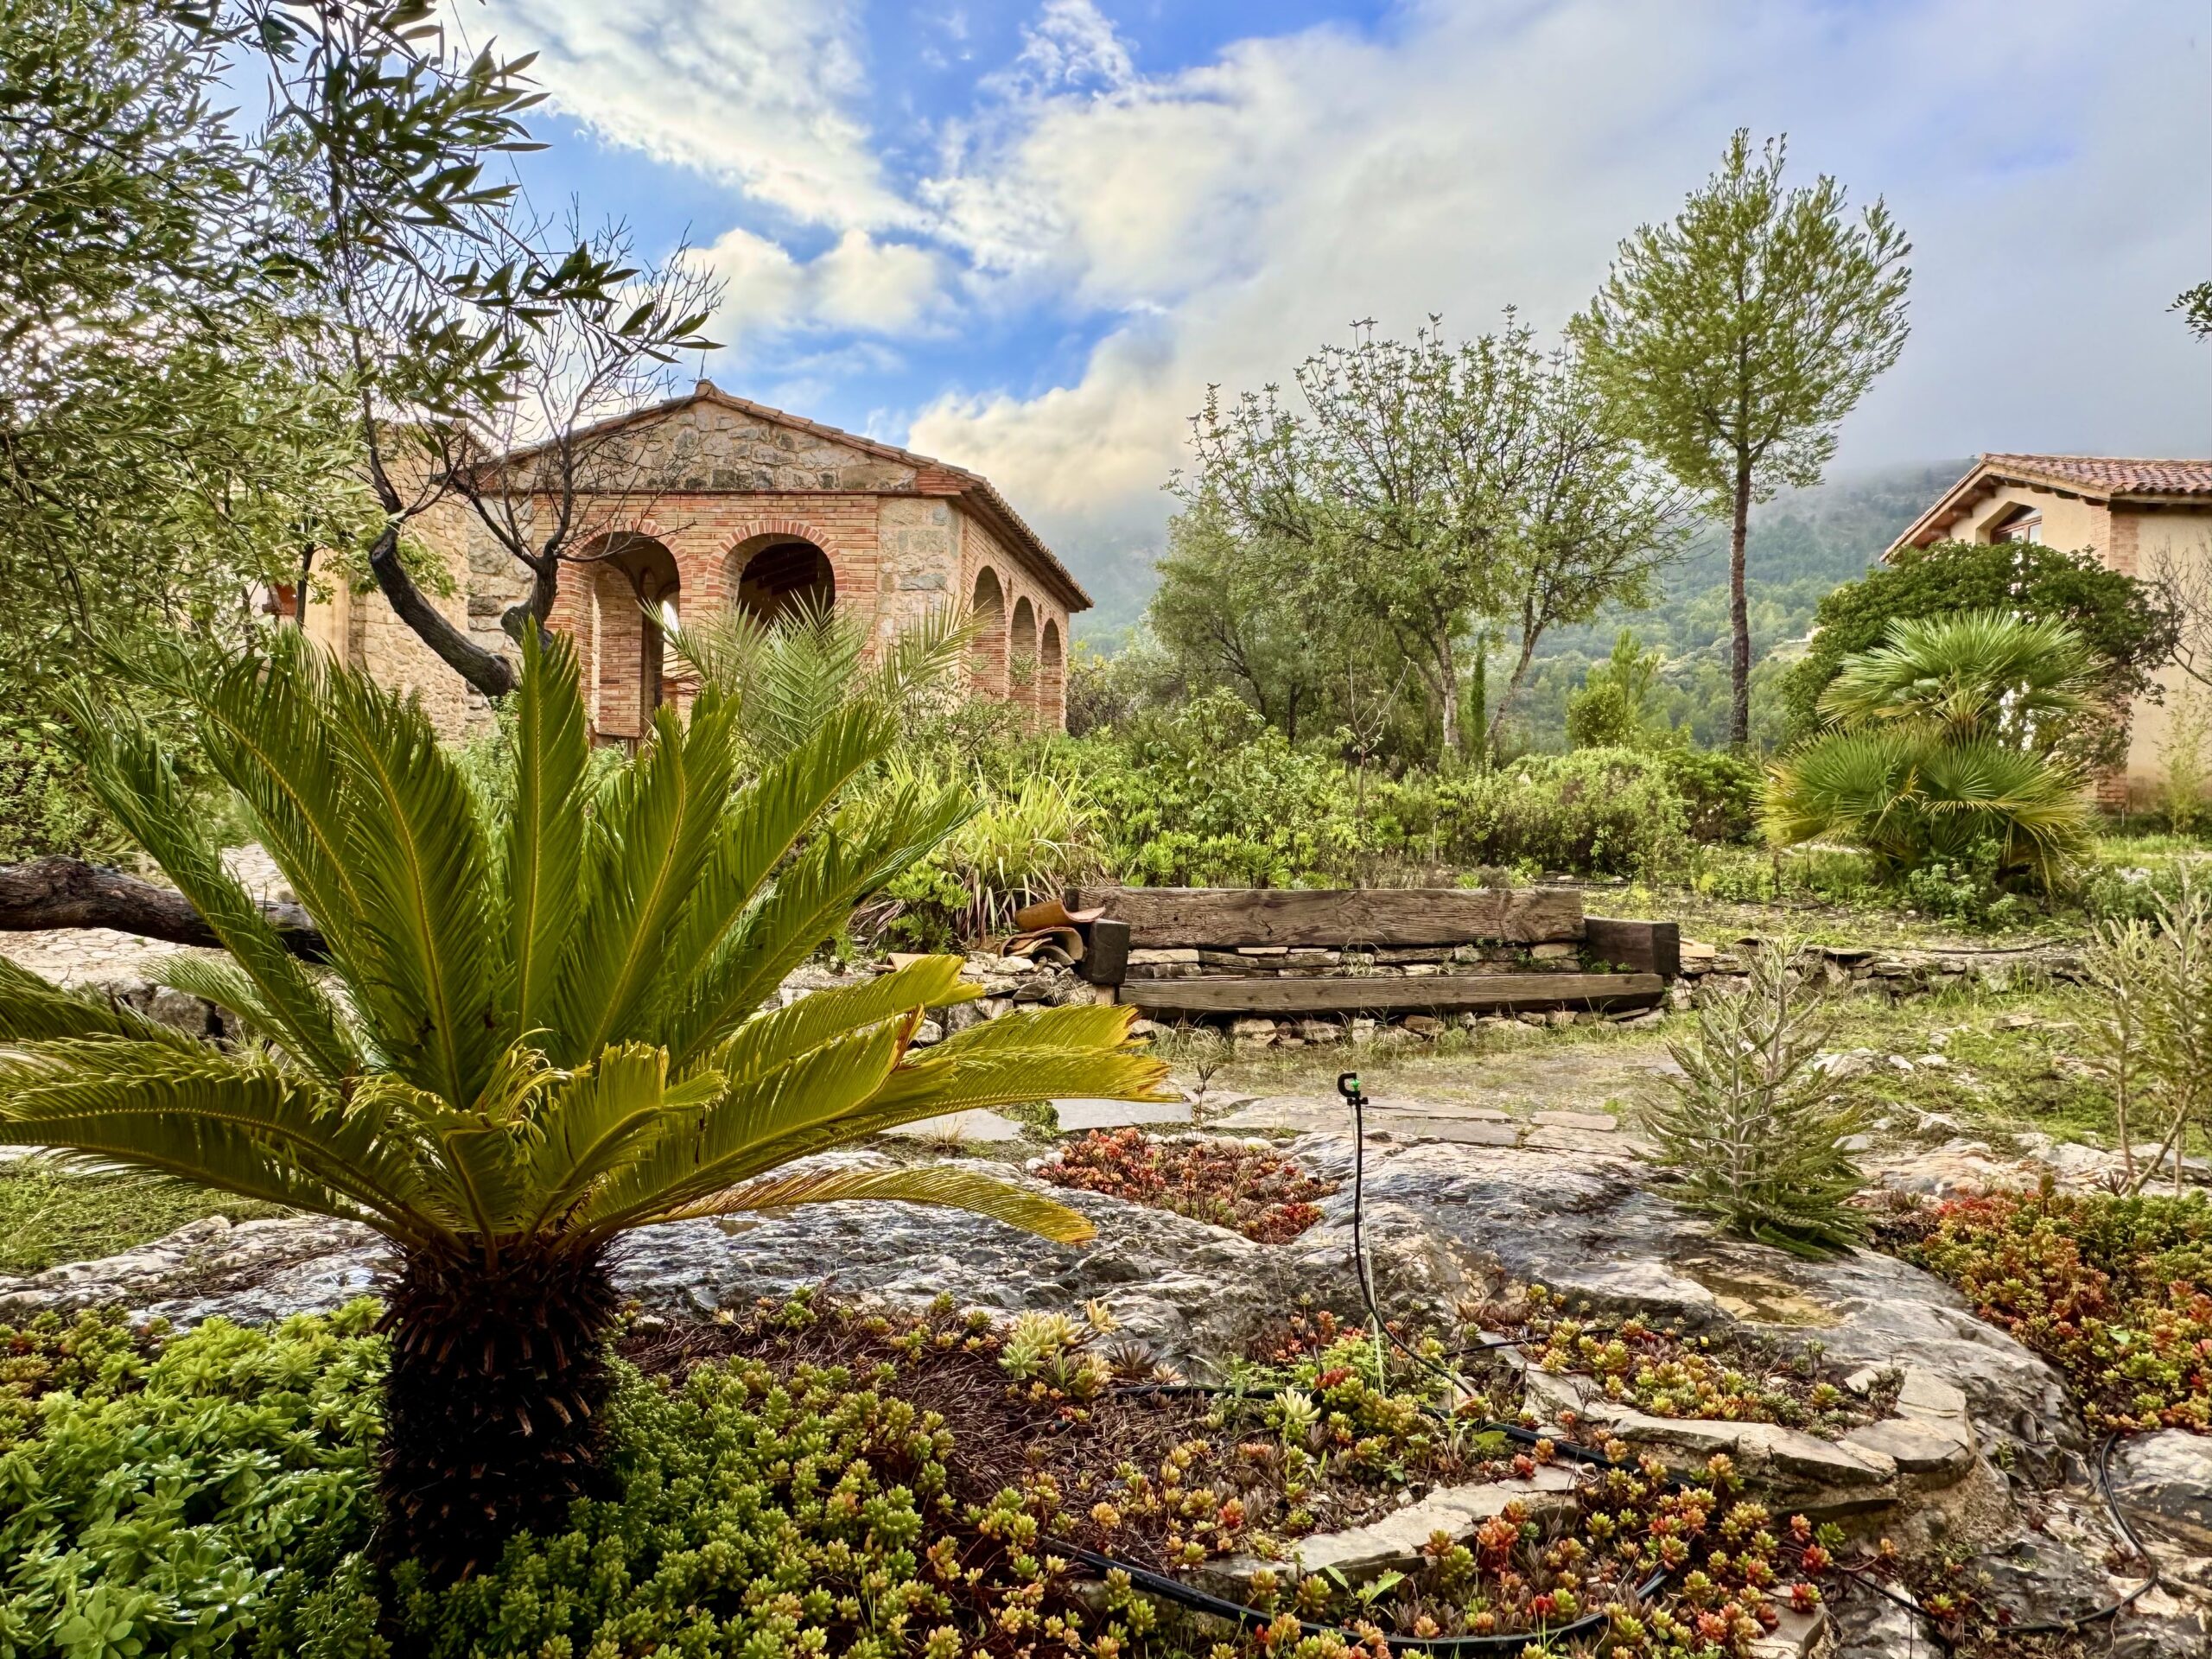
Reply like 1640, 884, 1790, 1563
1071, 690, 1359, 887
1656, 747, 1764, 844
0, 718, 126, 864
1897, 844, 2031, 930
1427, 748, 1691, 878
0, 1302, 383, 1656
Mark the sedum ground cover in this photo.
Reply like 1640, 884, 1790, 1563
0, 1289, 1870, 1659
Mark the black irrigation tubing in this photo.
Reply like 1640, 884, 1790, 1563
1831, 1433, 2159, 1642
1041, 1531, 1669, 1658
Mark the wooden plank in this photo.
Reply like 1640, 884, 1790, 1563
1065, 887, 1584, 949
1583, 918, 1681, 980
1119, 971, 1662, 1016
1079, 918, 1131, 988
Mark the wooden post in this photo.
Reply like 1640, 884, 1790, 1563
1080, 918, 1131, 988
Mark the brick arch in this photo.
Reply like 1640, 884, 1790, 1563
970, 565, 1008, 696
1009, 596, 1039, 722
712, 518, 856, 613
565, 531, 680, 743
726, 531, 836, 625
1040, 619, 1064, 731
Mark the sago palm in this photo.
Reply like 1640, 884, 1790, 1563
0, 632, 1168, 1578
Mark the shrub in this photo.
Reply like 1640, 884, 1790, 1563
1886, 1190, 2212, 1431
1766, 613, 2100, 891
1039, 1128, 1338, 1242
1073, 690, 1359, 887
1656, 747, 1763, 845
2075, 873, 2212, 1192
1897, 844, 2031, 930
0, 1302, 384, 1655
1430, 748, 1691, 878
874, 767, 1102, 948
1642, 939, 1868, 1257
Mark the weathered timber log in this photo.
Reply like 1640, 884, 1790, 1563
1582, 918, 1680, 980
1117, 971, 1662, 1017
1065, 887, 1584, 950
0, 858, 327, 961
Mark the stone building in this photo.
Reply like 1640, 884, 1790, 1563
1886, 454, 2212, 805
302, 384, 1090, 741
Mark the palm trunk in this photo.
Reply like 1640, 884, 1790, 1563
378, 1241, 621, 1582
1728, 457, 1753, 751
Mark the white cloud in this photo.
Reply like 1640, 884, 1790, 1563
472, 0, 912, 231
911, 0, 2212, 563
690, 227, 945, 346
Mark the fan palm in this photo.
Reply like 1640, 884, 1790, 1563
1767, 611, 2097, 887
0, 632, 1169, 1579
1815, 609, 2100, 747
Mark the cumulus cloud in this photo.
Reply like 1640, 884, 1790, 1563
687, 226, 947, 346
912, 0, 2212, 562
471, 0, 912, 231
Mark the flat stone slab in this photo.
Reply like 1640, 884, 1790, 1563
1198, 1466, 1579, 1591
1842, 1416, 1973, 1477
881, 1109, 1027, 1143
1531, 1110, 1618, 1131
1054, 1098, 1196, 1131
1369, 1116, 1522, 1147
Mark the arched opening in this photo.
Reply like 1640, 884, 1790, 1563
730, 537, 835, 625
1009, 596, 1039, 722
581, 533, 680, 742
970, 567, 1007, 696
1040, 620, 1065, 732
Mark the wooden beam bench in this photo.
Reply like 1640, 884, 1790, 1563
1118, 971, 1666, 1018
1065, 886, 1583, 949
1060, 887, 1677, 1020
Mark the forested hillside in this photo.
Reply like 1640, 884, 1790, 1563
1508, 458, 1970, 748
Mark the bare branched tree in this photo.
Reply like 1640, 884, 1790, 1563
421, 213, 723, 645
250, 0, 719, 697
2149, 536, 2212, 693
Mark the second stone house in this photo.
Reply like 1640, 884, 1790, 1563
303, 383, 1089, 741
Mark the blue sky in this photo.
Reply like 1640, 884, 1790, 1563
470, 0, 2212, 626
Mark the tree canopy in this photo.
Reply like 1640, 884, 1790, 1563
1575, 130, 1911, 747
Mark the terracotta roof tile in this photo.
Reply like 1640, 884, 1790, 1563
1977, 454, 2212, 496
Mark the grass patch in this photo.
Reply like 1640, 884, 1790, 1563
0, 1160, 289, 1275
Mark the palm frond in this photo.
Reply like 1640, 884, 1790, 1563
311, 670, 505, 1103
518, 1044, 724, 1235
503, 629, 591, 1034
701, 956, 973, 1089
649, 699, 896, 1054
650, 1163, 1094, 1243
0, 1040, 442, 1245
1818, 609, 2099, 745
575, 1020, 906, 1235
123, 634, 372, 954
660, 774, 972, 1068
0, 957, 202, 1048
550, 690, 742, 1066
57, 696, 362, 1079
692, 1005, 1171, 1190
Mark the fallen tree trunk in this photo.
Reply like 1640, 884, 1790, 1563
0, 858, 327, 961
